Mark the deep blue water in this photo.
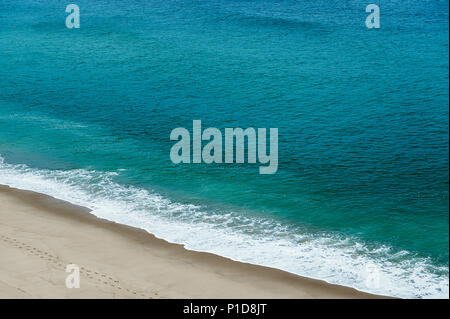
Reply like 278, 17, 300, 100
0, 0, 448, 298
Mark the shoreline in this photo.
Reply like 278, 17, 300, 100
0, 184, 385, 298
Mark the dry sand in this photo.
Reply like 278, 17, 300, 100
0, 184, 382, 299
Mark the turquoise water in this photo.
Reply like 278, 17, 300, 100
0, 0, 448, 298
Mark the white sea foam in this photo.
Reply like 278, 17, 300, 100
0, 155, 448, 298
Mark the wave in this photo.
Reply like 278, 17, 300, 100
235, 14, 320, 28
0, 155, 448, 298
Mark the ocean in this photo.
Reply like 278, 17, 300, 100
0, 0, 448, 298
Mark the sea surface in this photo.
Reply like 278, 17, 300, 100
0, 0, 448, 298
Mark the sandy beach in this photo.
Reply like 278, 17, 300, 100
0, 184, 382, 299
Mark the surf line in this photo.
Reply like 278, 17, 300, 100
170, 120, 278, 174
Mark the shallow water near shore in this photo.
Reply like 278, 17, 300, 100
0, 0, 448, 298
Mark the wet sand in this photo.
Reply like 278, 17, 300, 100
0, 184, 383, 299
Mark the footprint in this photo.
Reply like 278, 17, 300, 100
1, 234, 157, 299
